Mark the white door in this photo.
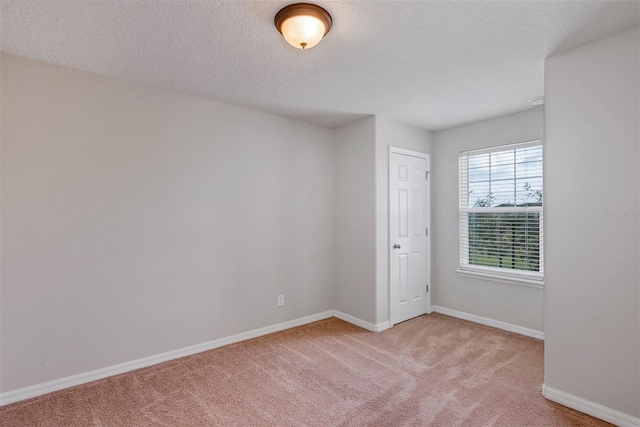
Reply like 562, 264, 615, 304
389, 149, 430, 325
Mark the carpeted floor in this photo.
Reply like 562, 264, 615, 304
0, 313, 612, 426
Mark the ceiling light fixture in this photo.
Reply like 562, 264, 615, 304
274, 3, 332, 50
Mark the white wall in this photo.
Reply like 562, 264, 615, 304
0, 53, 335, 392
544, 28, 639, 418
432, 108, 545, 332
375, 117, 432, 324
333, 116, 377, 323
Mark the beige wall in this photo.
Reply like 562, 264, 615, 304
432, 108, 545, 332
544, 27, 639, 418
0, 53, 335, 392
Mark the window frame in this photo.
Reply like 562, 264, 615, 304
458, 140, 544, 288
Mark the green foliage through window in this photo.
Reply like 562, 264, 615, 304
467, 212, 540, 272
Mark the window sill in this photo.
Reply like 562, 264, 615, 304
456, 269, 544, 289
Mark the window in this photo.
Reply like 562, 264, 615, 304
458, 141, 543, 286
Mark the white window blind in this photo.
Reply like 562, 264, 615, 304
459, 141, 543, 283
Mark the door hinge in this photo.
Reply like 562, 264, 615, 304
426, 285, 429, 292
426, 228, 428, 236
425, 171, 430, 180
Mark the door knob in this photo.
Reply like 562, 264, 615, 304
393, 244, 401, 249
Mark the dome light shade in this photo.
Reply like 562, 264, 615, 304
275, 3, 332, 50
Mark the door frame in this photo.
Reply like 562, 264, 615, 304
388, 146, 432, 327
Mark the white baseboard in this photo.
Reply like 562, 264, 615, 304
0, 310, 334, 407
333, 310, 391, 332
433, 305, 544, 340
542, 384, 640, 427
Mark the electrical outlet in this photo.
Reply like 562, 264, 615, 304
277, 295, 284, 307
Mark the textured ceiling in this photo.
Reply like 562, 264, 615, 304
1, 1, 639, 130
